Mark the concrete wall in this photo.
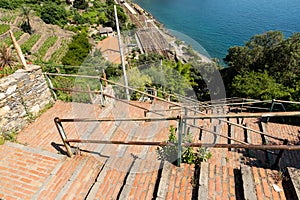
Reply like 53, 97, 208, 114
0, 65, 53, 134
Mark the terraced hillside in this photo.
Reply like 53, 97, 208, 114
0, 10, 74, 64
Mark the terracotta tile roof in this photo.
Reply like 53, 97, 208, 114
97, 36, 121, 64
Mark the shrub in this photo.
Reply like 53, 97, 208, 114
156, 125, 212, 165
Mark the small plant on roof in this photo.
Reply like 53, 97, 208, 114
156, 125, 212, 165
156, 125, 178, 164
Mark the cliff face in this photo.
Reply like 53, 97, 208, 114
0, 65, 53, 135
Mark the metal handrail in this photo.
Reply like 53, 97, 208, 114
47, 72, 300, 167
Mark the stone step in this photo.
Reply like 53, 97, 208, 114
117, 159, 162, 199
198, 162, 209, 200
286, 167, 300, 199
157, 161, 195, 199
244, 165, 286, 200
32, 154, 105, 199
201, 162, 242, 199
241, 165, 258, 200
86, 156, 137, 199
0, 142, 64, 200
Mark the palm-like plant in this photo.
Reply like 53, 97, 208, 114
20, 6, 32, 34
0, 44, 17, 70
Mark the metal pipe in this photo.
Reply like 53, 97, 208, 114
52, 87, 159, 115
54, 117, 73, 157
188, 122, 249, 145
219, 118, 285, 142
274, 99, 300, 104
41, 76, 299, 106
114, 5, 130, 100
183, 111, 300, 119
271, 139, 288, 168
46, 73, 203, 114
57, 116, 179, 123
64, 139, 300, 150
177, 116, 183, 167
44, 74, 57, 100
55, 111, 300, 123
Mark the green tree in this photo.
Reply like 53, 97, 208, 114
0, 0, 22, 9
223, 31, 300, 101
231, 71, 290, 100
224, 31, 284, 74
73, 0, 88, 10
104, 5, 128, 30
73, 11, 87, 25
61, 33, 91, 66
40, 3, 67, 26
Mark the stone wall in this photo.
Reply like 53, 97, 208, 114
0, 65, 53, 134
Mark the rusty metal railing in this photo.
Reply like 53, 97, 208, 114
54, 111, 300, 167
46, 72, 300, 167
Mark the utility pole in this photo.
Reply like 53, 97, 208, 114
114, 5, 130, 100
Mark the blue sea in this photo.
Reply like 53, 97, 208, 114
133, 0, 300, 61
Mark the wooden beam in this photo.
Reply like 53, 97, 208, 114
9, 30, 28, 70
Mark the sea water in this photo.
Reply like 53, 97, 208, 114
133, 0, 300, 61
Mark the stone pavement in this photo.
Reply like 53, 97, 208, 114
0, 100, 299, 199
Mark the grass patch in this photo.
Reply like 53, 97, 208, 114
2, 30, 24, 46
36, 35, 58, 59
0, 131, 18, 145
49, 39, 69, 64
20, 34, 41, 54
26, 101, 54, 123
0, 24, 10, 35
0, 66, 19, 78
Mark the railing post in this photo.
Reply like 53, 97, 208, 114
177, 116, 183, 167
102, 69, 108, 87
44, 73, 57, 100
267, 99, 275, 123
193, 106, 196, 125
54, 117, 73, 157
99, 78, 105, 107
183, 107, 187, 135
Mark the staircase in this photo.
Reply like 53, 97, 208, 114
0, 100, 299, 199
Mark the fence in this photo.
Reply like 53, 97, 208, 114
45, 72, 300, 167
54, 112, 300, 167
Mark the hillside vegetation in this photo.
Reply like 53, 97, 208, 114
0, 1, 299, 107
222, 31, 300, 104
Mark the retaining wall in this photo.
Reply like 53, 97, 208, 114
0, 65, 53, 134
